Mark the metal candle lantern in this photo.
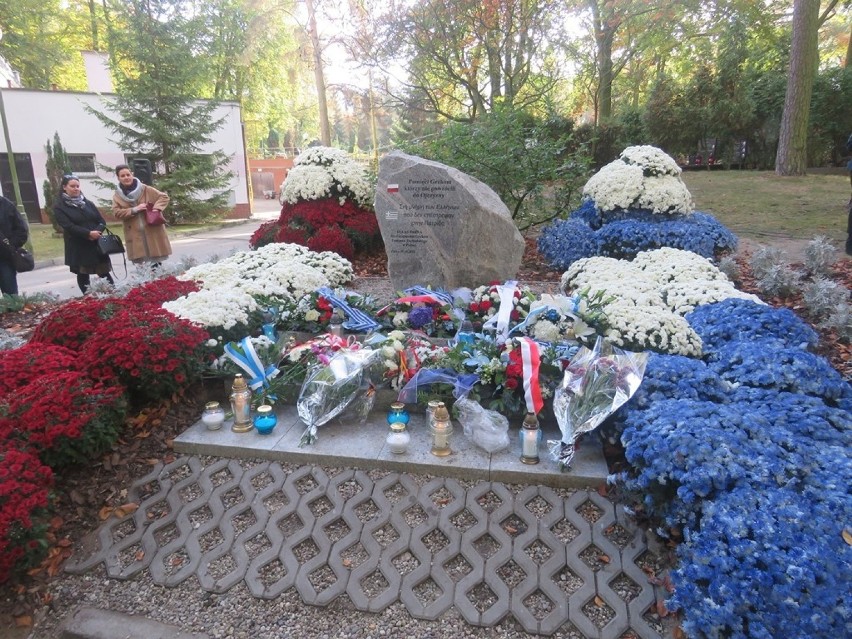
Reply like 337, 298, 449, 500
519, 412, 541, 465
229, 374, 253, 433
430, 403, 452, 456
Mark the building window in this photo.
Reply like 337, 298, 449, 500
68, 154, 97, 175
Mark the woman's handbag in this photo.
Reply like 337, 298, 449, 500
2, 238, 34, 272
11, 247, 35, 273
145, 203, 166, 226
97, 228, 125, 256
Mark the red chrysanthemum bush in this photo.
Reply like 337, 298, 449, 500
0, 343, 80, 400
307, 225, 355, 260
29, 297, 130, 351
258, 197, 382, 259
123, 276, 201, 308
0, 372, 128, 468
78, 306, 210, 405
0, 446, 53, 583
249, 219, 281, 249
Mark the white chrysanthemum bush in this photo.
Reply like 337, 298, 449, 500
560, 247, 763, 357
538, 145, 738, 270
250, 146, 381, 261
163, 243, 353, 344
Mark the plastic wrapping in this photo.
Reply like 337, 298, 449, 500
455, 396, 510, 453
296, 347, 380, 446
550, 336, 647, 469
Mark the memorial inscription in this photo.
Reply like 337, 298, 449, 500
375, 151, 524, 290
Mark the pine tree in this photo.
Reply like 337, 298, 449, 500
42, 132, 70, 232
89, 0, 232, 222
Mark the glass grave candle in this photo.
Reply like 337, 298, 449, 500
201, 401, 225, 431
253, 404, 277, 435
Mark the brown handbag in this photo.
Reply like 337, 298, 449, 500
145, 203, 166, 226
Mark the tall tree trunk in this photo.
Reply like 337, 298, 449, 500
588, 0, 615, 123
305, 0, 331, 146
775, 0, 820, 176
88, 0, 100, 50
846, 22, 852, 67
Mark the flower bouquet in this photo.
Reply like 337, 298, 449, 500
464, 282, 535, 335
550, 336, 648, 470
296, 343, 381, 446
377, 291, 457, 338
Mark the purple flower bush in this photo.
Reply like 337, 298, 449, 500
612, 298, 852, 638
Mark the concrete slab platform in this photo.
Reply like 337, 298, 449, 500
174, 404, 608, 489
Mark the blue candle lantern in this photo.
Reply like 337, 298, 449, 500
253, 404, 277, 435
387, 402, 410, 427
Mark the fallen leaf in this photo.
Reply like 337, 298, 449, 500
843, 528, 852, 546
656, 599, 669, 618
114, 502, 139, 518
598, 554, 611, 564
98, 506, 114, 521
50, 516, 63, 530
594, 595, 605, 607
57, 538, 72, 548
342, 558, 352, 568
14, 615, 32, 627
673, 625, 686, 639
135, 550, 145, 561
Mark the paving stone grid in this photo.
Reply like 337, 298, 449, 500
66, 456, 667, 639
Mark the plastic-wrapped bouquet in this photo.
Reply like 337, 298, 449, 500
550, 336, 647, 469
297, 344, 381, 446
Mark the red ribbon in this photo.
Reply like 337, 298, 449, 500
517, 337, 544, 414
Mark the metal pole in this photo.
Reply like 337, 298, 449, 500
0, 89, 25, 212
0, 88, 31, 247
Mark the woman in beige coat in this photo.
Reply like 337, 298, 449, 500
112, 164, 172, 265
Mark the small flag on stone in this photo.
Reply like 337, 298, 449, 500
387, 183, 399, 193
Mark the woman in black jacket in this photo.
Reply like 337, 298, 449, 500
53, 175, 114, 293
0, 195, 29, 295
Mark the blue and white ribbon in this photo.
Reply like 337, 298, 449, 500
507, 305, 548, 336
403, 286, 454, 306
317, 287, 380, 332
481, 280, 518, 342
224, 337, 279, 392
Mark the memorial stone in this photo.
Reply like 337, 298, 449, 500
374, 151, 525, 290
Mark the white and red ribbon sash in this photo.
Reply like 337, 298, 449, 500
517, 337, 544, 414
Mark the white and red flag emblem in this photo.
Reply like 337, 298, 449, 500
387, 183, 399, 193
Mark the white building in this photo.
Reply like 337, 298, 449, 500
0, 56, 250, 223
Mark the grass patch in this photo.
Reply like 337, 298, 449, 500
682, 170, 849, 241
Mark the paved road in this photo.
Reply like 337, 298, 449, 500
17, 200, 280, 301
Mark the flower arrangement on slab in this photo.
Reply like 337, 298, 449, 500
251, 146, 380, 259
538, 146, 737, 269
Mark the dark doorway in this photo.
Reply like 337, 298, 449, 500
0, 153, 40, 223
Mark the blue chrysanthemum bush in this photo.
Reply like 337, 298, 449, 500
537, 146, 738, 270
610, 297, 852, 638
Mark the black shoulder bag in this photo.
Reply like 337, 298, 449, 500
97, 227, 127, 278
